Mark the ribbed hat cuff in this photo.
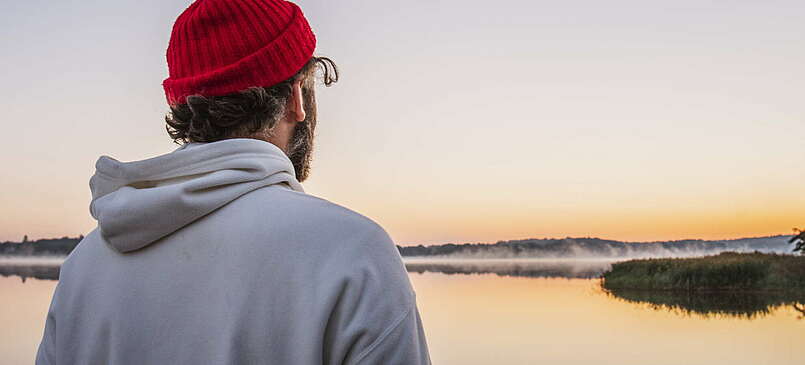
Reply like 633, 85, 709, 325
162, 3, 316, 105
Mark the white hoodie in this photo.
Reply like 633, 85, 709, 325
36, 138, 431, 365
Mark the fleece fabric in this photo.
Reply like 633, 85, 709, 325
36, 138, 431, 365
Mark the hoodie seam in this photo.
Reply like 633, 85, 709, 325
348, 299, 415, 365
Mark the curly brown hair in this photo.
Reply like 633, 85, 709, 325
164, 56, 338, 145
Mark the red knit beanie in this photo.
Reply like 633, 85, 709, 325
162, 0, 317, 105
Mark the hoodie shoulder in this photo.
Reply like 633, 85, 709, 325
290, 190, 387, 233
226, 185, 396, 253
263, 192, 426, 364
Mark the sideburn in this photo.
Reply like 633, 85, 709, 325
287, 84, 317, 182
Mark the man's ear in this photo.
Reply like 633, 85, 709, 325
290, 79, 306, 122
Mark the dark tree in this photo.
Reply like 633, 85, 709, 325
789, 228, 805, 254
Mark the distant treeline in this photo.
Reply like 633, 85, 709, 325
0, 234, 795, 258
396, 235, 794, 258
0, 235, 82, 256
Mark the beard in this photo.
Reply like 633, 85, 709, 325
287, 92, 316, 182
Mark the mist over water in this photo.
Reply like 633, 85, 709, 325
404, 257, 617, 279
397, 235, 795, 281
399, 235, 794, 260
0, 233, 795, 282
0, 256, 65, 266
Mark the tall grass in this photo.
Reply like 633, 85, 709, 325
602, 252, 805, 291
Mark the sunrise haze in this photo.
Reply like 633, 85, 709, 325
1, 0, 803, 245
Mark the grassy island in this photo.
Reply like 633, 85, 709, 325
602, 252, 805, 292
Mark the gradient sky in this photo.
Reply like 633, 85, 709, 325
1, 0, 803, 245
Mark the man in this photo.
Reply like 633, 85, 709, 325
36, 0, 432, 364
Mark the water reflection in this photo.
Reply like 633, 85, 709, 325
404, 257, 615, 279
4, 257, 805, 322
0, 260, 61, 282
402, 258, 805, 320
2, 257, 616, 282
2, 258, 805, 364
603, 287, 805, 320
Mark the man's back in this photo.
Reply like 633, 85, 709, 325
36, 139, 431, 364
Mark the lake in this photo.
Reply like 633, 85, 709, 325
2, 257, 803, 364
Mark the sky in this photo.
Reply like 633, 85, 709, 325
1, 0, 803, 245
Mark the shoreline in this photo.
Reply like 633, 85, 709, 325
601, 252, 805, 292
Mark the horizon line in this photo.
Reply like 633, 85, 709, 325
4, 232, 795, 247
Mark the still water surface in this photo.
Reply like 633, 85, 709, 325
1, 258, 803, 365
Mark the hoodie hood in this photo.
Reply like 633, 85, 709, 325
89, 138, 304, 253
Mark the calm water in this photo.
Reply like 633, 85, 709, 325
2, 258, 804, 365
